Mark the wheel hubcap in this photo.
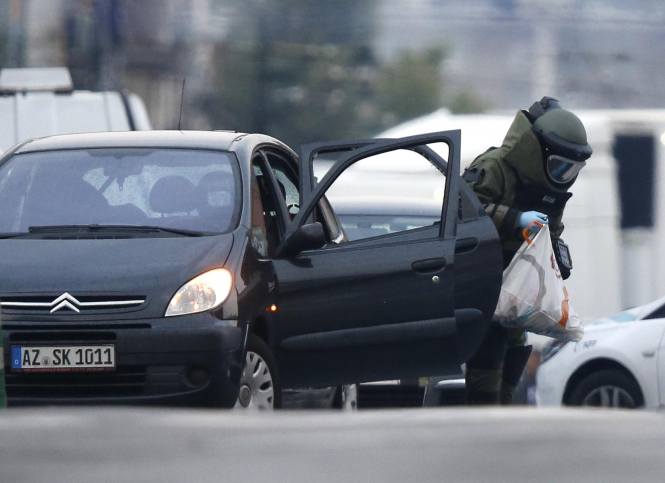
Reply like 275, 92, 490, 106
582, 385, 636, 408
234, 351, 275, 410
238, 385, 252, 407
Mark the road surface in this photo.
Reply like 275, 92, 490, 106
1, 407, 663, 483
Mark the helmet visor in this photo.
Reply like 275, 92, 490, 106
546, 155, 586, 184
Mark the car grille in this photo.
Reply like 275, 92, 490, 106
0, 294, 145, 314
8, 330, 117, 343
6, 366, 147, 398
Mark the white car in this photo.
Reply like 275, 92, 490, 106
536, 296, 665, 409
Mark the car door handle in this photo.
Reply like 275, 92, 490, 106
455, 237, 478, 254
412, 258, 447, 273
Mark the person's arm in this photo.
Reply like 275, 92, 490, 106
465, 160, 522, 239
549, 213, 564, 243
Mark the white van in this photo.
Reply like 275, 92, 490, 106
0, 67, 151, 153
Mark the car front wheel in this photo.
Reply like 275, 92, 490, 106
234, 334, 282, 410
569, 369, 642, 409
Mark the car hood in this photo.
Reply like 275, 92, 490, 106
585, 296, 665, 332
0, 234, 234, 320
584, 308, 641, 332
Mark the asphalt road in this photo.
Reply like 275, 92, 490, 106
1, 407, 664, 483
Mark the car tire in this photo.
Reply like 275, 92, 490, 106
569, 369, 642, 409
234, 334, 282, 410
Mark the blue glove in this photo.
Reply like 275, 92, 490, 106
518, 211, 548, 232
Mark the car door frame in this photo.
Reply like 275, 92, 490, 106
291, 131, 460, 241
257, 145, 347, 245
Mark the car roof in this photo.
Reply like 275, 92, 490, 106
13, 130, 250, 154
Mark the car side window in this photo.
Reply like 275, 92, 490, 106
264, 152, 300, 219
249, 172, 270, 258
644, 304, 665, 320
250, 156, 283, 258
264, 150, 344, 244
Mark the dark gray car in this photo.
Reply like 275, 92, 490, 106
0, 130, 502, 408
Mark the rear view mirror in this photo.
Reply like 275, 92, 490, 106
277, 222, 326, 258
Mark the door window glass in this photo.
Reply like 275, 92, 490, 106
265, 153, 300, 218
265, 151, 343, 244
250, 158, 283, 258
644, 304, 665, 320
321, 149, 446, 242
250, 173, 270, 258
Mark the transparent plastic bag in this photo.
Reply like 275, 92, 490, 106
494, 223, 583, 342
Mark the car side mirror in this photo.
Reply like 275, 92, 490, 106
277, 222, 326, 258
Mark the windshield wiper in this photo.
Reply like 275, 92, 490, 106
27, 224, 207, 237
0, 232, 28, 239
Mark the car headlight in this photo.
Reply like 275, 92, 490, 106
540, 340, 569, 364
165, 268, 233, 317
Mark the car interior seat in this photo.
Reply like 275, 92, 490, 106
21, 169, 112, 229
196, 171, 234, 231
149, 176, 199, 218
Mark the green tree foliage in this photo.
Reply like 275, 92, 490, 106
375, 47, 447, 125
449, 89, 488, 114
203, 43, 260, 131
203, 41, 382, 147
201, 0, 485, 146
264, 43, 379, 145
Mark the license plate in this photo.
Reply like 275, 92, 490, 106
11, 345, 116, 372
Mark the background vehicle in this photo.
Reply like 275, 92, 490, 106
536, 295, 665, 409
0, 129, 502, 409
0, 67, 151, 152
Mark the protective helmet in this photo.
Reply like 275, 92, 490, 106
529, 97, 592, 185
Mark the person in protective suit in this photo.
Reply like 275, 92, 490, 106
463, 96, 592, 405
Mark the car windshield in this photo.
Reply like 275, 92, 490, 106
0, 148, 240, 235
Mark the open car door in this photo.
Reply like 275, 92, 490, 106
271, 131, 502, 389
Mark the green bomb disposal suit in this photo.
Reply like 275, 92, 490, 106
463, 101, 591, 405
